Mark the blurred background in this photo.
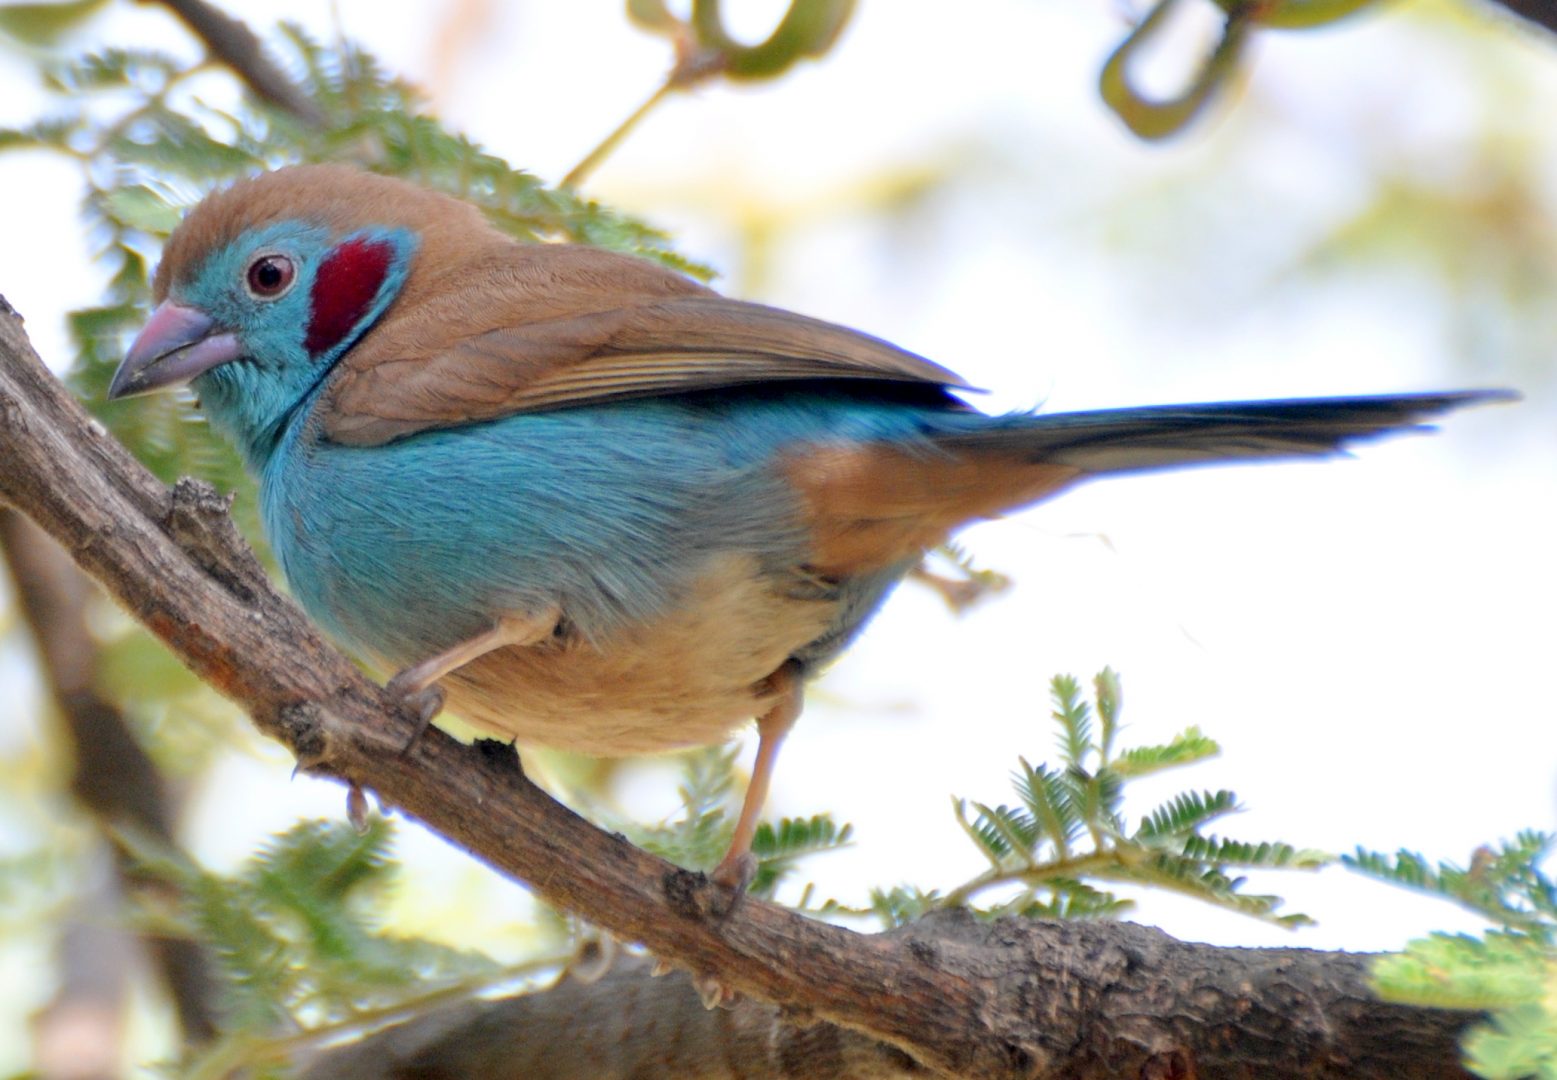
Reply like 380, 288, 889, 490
0, 0, 1553, 1072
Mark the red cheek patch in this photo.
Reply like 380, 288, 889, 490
305, 237, 394, 357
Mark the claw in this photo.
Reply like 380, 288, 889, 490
567, 935, 617, 984
389, 680, 445, 755
694, 971, 738, 1010
346, 783, 371, 833
711, 851, 757, 892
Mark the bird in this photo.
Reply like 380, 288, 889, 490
109, 164, 1510, 887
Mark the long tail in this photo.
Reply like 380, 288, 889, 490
786, 390, 1515, 575
938, 390, 1517, 475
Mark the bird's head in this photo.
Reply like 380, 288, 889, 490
109, 165, 502, 467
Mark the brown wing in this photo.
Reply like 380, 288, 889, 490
322, 243, 971, 446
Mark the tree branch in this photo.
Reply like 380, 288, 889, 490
1482, 0, 1557, 36
0, 508, 220, 1043
298, 954, 921, 1079
0, 298, 1483, 1078
139, 0, 323, 125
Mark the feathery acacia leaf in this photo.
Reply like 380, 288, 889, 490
1136, 790, 1241, 842
1113, 726, 1220, 777
1050, 674, 1093, 767
933, 672, 1320, 928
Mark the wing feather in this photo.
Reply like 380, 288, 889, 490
322, 244, 969, 446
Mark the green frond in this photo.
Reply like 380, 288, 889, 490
939, 672, 1317, 928
865, 885, 942, 928
41, 46, 178, 93
0, 0, 110, 48
121, 818, 500, 1042
631, 746, 739, 872
1372, 932, 1550, 1010
968, 801, 1041, 861
245, 818, 396, 907
1128, 851, 1312, 927
186, 873, 295, 1032
1112, 726, 1220, 778
1049, 674, 1093, 767
1463, 1003, 1557, 1080
1135, 789, 1240, 842
1011, 879, 1133, 921
0, 115, 81, 152
1178, 835, 1330, 870
749, 814, 852, 898
1012, 758, 1080, 858
751, 814, 852, 860
106, 108, 261, 176
1345, 834, 1556, 937
1094, 668, 1122, 763
1072, 765, 1125, 840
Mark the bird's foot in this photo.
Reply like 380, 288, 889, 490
345, 783, 372, 834
701, 852, 758, 919
565, 934, 618, 985
694, 970, 739, 1010
710, 851, 757, 893
385, 672, 445, 755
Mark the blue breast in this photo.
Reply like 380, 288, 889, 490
258, 387, 965, 670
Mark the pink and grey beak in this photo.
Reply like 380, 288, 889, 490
108, 302, 243, 399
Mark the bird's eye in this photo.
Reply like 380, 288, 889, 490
245, 254, 295, 299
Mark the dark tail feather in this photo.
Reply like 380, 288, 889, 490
939, 390, 1517, 476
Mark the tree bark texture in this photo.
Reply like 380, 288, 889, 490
0, 297, 1483, 1078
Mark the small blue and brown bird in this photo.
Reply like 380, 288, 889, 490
110, 165, 1508, 885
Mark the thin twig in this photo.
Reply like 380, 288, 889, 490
562, 80, 676, 190
140, 0, 323, 125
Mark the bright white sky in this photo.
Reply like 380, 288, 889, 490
1, 0, 1554, 1063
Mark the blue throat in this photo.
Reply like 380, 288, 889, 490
189, 223, 416, 473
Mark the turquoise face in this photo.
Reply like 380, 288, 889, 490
177, 220, 416, 470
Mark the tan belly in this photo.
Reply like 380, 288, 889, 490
438, 555, 835, 755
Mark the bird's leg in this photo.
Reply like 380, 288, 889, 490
712, 660, 804, 890
387, 607, 560, 748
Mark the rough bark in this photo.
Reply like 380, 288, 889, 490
0, 297, 1483, 1077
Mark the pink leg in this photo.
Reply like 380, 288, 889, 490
712, 661, 804, 889
387, 609, 559, 749
387, 608, 560, 699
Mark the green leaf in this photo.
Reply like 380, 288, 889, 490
626, 0, 681, 32
691, 0, 856, 82
0, 116, 78, 152
1464, 1002, 1557, 1080
1136, 790, 1240, 842
99, 184, 182, 234
0, 0, 108, 47
1179, 836, 1329, 870
749, 814, 852, 898
1373, 932, 1551, 1011
1050, 674, 1093, 767
865, 885, 941, 928
1113, 726, 1220, 777
1015, 879, 1133, 921
1013, 758, 1080, 858
42, 47, 177, 92
1344, 834, 1556, 935
970, 801, 1040, 860
1094, 668, 1121, 763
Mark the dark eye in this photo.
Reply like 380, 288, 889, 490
245, 254, 295, 299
